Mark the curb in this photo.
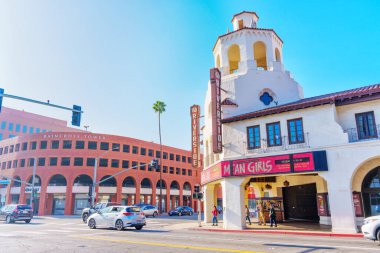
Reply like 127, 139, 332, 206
190, 228, 363, 238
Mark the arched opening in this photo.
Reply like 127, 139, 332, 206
141, 178, 152, 189
48, 174, 67, 186
183, 182, 191, 191
73, 174, 92, 186
253, 41, 268, 70
28, 175, 41, 186
275, 48, 281, 62
12, 176, 21, 187
362, 167, 380, 217
156, 180, 166, 189
99, 176, 116, 187
216, 55, 221, 68
228, 44, 240, 74
122, 176, 135, 187
170, 181, 179, 190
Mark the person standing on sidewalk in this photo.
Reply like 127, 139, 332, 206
212, 206, 218, 226
257, 202, 266, 226
269, 204, 277, 227
245, 205, 252, 225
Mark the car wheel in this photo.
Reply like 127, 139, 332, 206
178, 212, 182, 216
376, 229, 380, 242
135, 225, 143, 230
82, 213, 88, 223
189, 211, 193, 216
88, 218, 96, 229
115, 219, 124, 231
168, 213, 172, 216
25, 219, 31, 224
5, 216, 12, 224
153, 212, 158, 217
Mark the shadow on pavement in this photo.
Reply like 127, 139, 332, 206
265, 243, 335, 253
93, 228, 170, 233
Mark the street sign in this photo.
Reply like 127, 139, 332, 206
25, 187, 41, 193
0, 180, 10, 185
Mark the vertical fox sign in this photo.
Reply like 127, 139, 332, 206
190, 105, 200, 168
210, 68, 222, 153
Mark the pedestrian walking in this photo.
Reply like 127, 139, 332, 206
212, 206, 218, 226
257, 202, 266, 226
245, 205, 252, 225
269, 204, 277, 227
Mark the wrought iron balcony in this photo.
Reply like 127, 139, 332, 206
246, 133, 310, 154
344, 125, 380, 143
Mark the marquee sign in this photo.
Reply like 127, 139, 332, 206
201, 163, 222, 185
210, 68, 222, 153
221, 151, 328, 177
190, 105, 201, 168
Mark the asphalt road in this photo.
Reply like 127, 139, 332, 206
0, 216, 379, 253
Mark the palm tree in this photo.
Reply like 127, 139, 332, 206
153, 101, 166, 213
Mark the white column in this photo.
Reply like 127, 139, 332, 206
221, 177, 246, 230
325, 177, 358, 233
203, 184, 215, 224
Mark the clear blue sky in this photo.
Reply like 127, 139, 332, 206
0, 0, 379, 150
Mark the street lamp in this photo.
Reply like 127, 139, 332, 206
91, 147, 119, 206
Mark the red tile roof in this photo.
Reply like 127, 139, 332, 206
221, 98, 238, 106
222, 84, 380, 124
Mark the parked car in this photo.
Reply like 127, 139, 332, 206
87, 205, 146, 231
168, 206, 194, 216
362, 215, 380, 241
0, 204, 33, 224
139, 205, 159, 217
81, 202, 120, 223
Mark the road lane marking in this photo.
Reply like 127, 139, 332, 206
77, 236, 264, 253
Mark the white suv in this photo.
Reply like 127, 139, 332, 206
362, 215, 380, 241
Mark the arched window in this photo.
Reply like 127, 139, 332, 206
170, 181, 179, 190
28, 175, 41, 186
99, 176, 116, 187
12, 176, 21, 187
48, 174, 67, 186
73, 174, 92, 186
141, 178, 152, 188
122, 176, 135, 187
275, 48, 281, 62
216, 55, 221, 68
156, 180, 166, 189
183, 182, 191, 191
228, 44, 240, 74
362, 167, 380, 217
253, 41, 268, 70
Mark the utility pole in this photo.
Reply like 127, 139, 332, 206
91, 158, 98, 207
30, 158, 37, 212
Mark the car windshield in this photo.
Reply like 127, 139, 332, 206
126, 207, 140, 213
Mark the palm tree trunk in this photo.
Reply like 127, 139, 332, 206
159, 112, 163, 213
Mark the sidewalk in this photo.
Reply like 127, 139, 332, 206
191, 221, 363, 238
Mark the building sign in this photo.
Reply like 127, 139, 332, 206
42, 133, 106, 140
201, 163, 222, 185
353, 192, 364, 217
190, 105, 201, 168
210, 68, 222, 153
221, 151, 328, 177
317, 193, 330, 216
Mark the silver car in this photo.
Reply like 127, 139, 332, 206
87, 206, 146, 231
140, 205, 159, 217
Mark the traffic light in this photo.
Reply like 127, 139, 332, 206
0, 88, 4, 113
72, 105, 82, 126
88, 184, 93, 197
197, 193, 203, 199
194, 184, 200, 193
149, 159, 158, 171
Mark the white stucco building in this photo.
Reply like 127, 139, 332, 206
201, 11, 380, 234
